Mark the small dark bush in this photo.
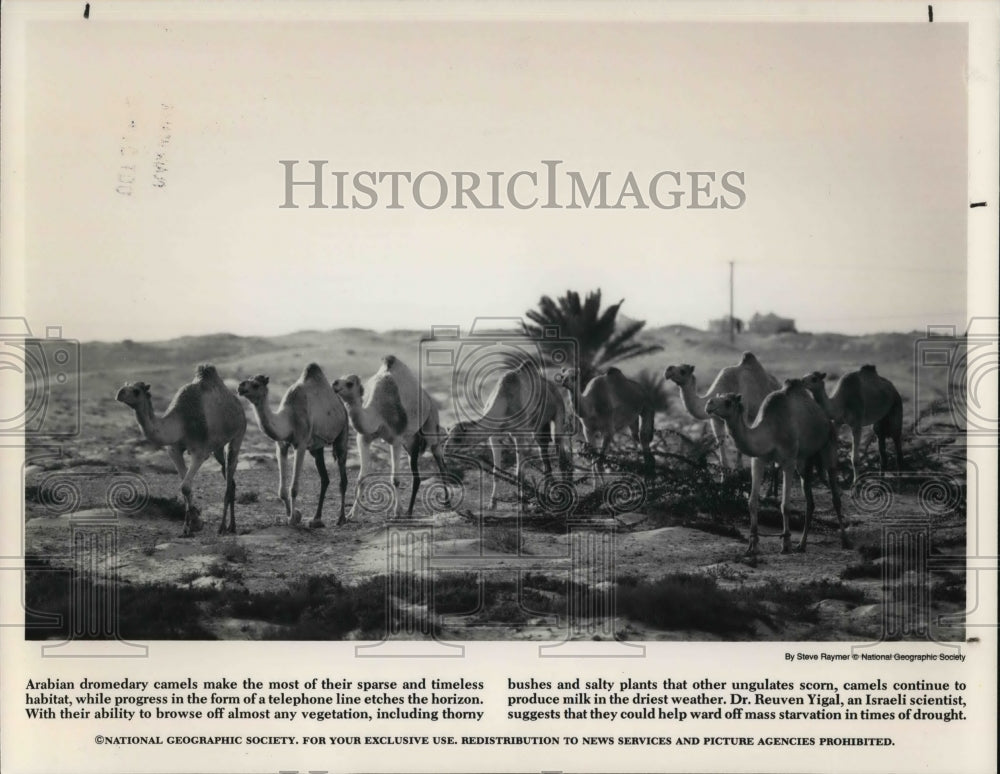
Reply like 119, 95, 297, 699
616, 573, 760, 635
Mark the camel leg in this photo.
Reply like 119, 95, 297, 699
166, 445, 188, 484
848, 424, 862, 487
287, 445, 307, 526
632, 413, 655, 478
309, 448, 329, 528
406, 436, 422, 517
594, 434, 612, 490
536, 429, 552, 478
220, 437, 241, 535
431, 441, 449, 478
890, 400, 904, 471
179, 449, 210, 537
746, 457, 765, 554
778, 462, 794, 554
334, 432, 349, 525
165, 444, 197, 532
488, 437, 501, 509
825, 445, 849, 548
796, 460, 815, 552
429, 441, 453, 511
875, 428, 889, 475
640, 410, 655, 477
556, 425, 573, 477
711, 417, 729, 480
388, 439, 404, 518
349, 435, 373, 520
767, 463, 780, 499
276, 442, 292, 524
876, 410, 903, 473
511, 435, 528, 502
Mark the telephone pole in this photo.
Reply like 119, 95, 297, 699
729, 261, 735, 343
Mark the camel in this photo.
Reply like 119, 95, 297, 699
663, 352, 781, 471
332, 355, 450, 519
237, 364, 349, 528
801, 365, 903, 485
705, 379, 846, 554
116, 364, 246, 536
554, 366, 654, 484
447, 359, 572, 509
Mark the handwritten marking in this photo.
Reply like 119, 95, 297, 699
116, 100, 137, 196
152, 104, 172, 189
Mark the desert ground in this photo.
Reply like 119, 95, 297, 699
23, 324, 967, 641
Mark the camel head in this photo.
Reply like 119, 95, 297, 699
705, 392, 742, 420
553, 367, 580, 391
115, 381, 152, 410
783, 377, 809, 395
237, 374, 270, 405
800, 371, 828, 398
331, 374, 364, 405
444, 420, 481, 449
663, 363, 695, 387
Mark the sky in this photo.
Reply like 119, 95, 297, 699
17, 14, 968, 342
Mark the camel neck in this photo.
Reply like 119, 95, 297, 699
562, 386, 583, 417
252, 399, 292, 441
722, 413, 772, 458
815, 386, 843, 422
133, 400, 180, 447
679, 378, 710, 420
345, 401, 381, 436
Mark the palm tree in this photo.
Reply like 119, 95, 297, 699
526, 289, 662, 385
632, 368, 672, 414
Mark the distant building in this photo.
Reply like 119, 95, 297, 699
748, 312, 797, 334
708, 316, 744, 335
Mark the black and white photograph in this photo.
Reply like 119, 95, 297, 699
1, 2, 996, 773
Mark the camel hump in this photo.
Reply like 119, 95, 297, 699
860, 364, 878, 374
739, 352, 770, 375
380, 354, 418, 383
491, 368, 528, 415
588, 377, 615, 418
603, 367, 640, 400
303, 362, 326, 381
195, 364, 222, 384
498, 367, 523, 390
376, 374, 408, 436
170, 384, 211, 444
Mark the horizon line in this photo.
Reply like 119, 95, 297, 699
75, 322, 932, 347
